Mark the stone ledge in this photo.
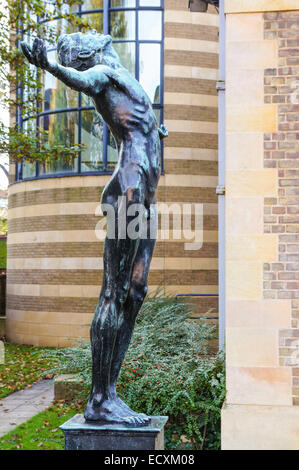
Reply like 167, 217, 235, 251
54, 374, 84, 401
225, 0, 299, 14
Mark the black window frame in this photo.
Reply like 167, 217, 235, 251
15, 0, 164, 182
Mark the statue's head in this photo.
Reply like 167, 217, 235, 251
57, 30, 122, 71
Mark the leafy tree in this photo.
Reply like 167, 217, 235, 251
0, 0, 131, 171
0, 1, 98, 166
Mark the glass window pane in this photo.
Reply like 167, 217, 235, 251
139, 0, 161, 6
82, 0, 104, 11
107, 131, 118, 170
138, 11, 162, 40
113, 42, 135, 75
110, 11, 135, 40
22, 113, 36, 177
22, 64, 38, 119
16, 162, 22, 180
139, 43, 160, 103
39, 19, 78, 48
81, 110, 104, 172
22, 119, 38, 171
41, 111, 79, 174
110, 0, 136, 7
81, 93, 95, 108
39, 1, 73, 21
81, 12, 103, 32
43, 52, 78, 111
153, 108, 160, 126
22, 161, 36, 179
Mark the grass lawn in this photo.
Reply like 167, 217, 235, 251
0, 342, 57, 399
0, 342, 83, 451
0, 402, 83, 450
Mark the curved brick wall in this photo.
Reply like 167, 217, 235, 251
6, 2, 219, 346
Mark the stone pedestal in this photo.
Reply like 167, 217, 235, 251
60, 414, 168, 450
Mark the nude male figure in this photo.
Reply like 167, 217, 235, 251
21, 30, 167, 426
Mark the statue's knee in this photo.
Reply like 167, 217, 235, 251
131, 282, 148, 304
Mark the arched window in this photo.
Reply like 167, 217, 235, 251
16, 0, 164, 181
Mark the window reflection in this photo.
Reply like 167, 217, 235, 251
43, 52, 78, 111
153, 108, 161, 127
38, 2, 70, 21
81, 12, 103, 32
138, 11, 162, 40
113, 42, 135, 75
139, 0, 161, 6
110, 0, 136, 7
22, 119, 38, 178
110, 10, 135, 40
81, 93, 94, 109
22, 161, 36, 178
82, 0, 104, 11
107, 132, 118, 170
22, 64, 38, 120
40, 18, 78, 48
81, 110, 104, 172
41, 112, 78, 174
139, 43, 161, 103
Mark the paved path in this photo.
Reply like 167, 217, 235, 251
0, 379, 54, 437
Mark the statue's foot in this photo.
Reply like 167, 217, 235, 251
113, 394, 151, 425
84, 396, 149, 427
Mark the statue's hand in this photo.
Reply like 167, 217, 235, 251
21, 38, 50, 70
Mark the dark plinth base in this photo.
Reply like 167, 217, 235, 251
60, 414, 168, 450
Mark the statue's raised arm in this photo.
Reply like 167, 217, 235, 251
21, 36, 110, 96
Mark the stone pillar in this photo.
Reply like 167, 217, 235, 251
222, 0, 299, 450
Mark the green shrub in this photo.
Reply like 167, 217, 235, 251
44, 293, 226, 450
0, 239, 6, 268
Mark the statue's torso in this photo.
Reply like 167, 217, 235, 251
91, 67, 161, 202
92, 68, 158, 140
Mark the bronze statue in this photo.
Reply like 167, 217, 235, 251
21, 31, 167, 426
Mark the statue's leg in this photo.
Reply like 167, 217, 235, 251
108, 206, 158, 421
109, 234, 156, 422
84, 172, 149, 425
84, 236, 140, 424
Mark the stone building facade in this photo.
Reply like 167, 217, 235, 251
222, 0, 299, 450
